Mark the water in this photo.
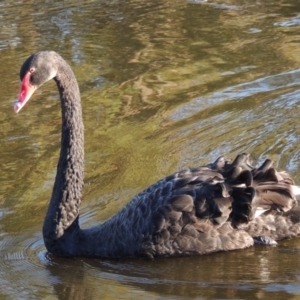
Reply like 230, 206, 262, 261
1, 0, 300, 298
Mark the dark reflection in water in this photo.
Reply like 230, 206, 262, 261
40, 242, 300, 299
1, 0, 300, 299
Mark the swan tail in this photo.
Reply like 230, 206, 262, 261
139, 153, 299, 257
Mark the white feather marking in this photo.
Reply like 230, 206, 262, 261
254, 207, 268, 219
292, 185, 300, 200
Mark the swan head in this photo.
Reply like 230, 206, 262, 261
14, 51, 58, 113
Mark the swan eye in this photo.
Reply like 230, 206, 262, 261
29, 73, 36, 85
27, 68, 36, 85
24, 66, 39, 86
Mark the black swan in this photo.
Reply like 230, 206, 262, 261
14, 51, 300, 258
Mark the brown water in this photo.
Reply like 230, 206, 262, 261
1, 0, 300, 299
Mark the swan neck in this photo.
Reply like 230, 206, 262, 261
43, 58, 84, 256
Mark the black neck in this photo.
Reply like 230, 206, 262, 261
43, 58, 84, 256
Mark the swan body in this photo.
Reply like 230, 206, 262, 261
14, 51, 300, 258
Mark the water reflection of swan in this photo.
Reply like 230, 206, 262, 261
14, 51, 300, 258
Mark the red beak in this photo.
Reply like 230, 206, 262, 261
14, 72, 37, 113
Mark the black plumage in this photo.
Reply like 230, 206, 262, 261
14, 51, 300, 258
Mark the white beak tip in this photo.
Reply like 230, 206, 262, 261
14, 101, 23, 113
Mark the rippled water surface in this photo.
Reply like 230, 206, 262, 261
1, 0, 300, 299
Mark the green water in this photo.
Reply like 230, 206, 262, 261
1, 0, 300, 299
